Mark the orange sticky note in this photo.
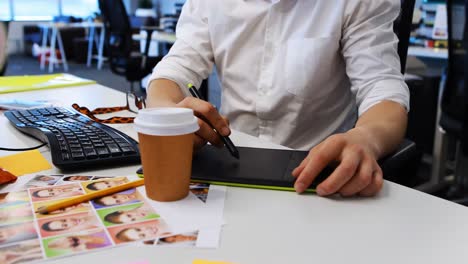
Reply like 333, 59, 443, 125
0, 150, 52, 176
193, 260, 234, 264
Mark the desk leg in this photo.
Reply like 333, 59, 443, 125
56, 30, 68, 72
87, 26, 95, 67
40, 27, 48, 71
97, 27, 105, 70
48, 28, 57, 73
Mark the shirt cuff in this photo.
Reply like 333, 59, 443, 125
146, 63, 197, 97
358, 79, 410, 116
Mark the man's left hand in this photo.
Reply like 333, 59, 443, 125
291, 132, 383, 197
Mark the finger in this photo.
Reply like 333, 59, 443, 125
222, 115, 230, 126
337, 156, 374, 197
195, 119, 223, 147
193, 134, 207, 150
358, 168, 384, 197
292, 156, 310, 178
316, 146, 362, 196
179, 97, 230, 136
294, 139, 345, 193
292, 141, 328, 178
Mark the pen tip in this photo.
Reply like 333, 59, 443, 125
187, 83, 193, 89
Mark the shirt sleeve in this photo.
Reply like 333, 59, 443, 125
147, 0, 214, 96
342, 0, 410, 116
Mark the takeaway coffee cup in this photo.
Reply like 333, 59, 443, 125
134, 108, 199, 201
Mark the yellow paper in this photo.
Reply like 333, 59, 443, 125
0, 150, 52, 176
0, 73, 96, 94
193, 260, 233, 264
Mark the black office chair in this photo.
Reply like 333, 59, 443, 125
98, 0, 163, 107
379, 0, 420, 185
0, 21, 8, 76
394, 0, 416, 74
435, 0, 468, 204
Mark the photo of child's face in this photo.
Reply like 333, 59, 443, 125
25, 175, 62, 188
0, 191, 29, 206
43, 229, 112, 258
29, 184, 84, 202
110, 207, 148, 223
36, 189, 62, 198
0, 222, 37, 245
0, 239, 43, 264
98, 193, 135, 205
37, 176, 55, 182
63, 176, 93, 182
38, 211, 101, 238
84, 178, 128, 192
159, 232, 198, 245
108, 219, 169, 244
98, 202, 159, 226
34, 200, 90, 219
0, 203, 33, 225
45, 218, 82, 231
117, 226, 159, 241
91, 188, 143, 209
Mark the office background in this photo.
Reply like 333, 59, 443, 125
0, 0, 457, 202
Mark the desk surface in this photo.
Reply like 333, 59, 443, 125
132, 31, 176, 44
37, 21, 103, 29
408, 46, 448, 59
1, 84, 468, 264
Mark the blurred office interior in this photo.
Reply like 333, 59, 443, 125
0, 0, 462, 203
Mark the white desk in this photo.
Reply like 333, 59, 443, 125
133, 31, 176, 58
2, 84, 468, 264
132, 31, 176, 44
408, 46, 448, 59
38, 22, 105, 73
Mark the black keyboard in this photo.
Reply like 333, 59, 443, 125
4, 107, 140, 170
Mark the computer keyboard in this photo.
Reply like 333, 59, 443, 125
4, 107, 140, 170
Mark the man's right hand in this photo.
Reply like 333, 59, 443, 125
176, 97, 231, 149
147, 79, 231, 149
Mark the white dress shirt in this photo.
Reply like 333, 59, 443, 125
148, 0, 410, 150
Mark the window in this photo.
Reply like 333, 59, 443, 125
3, 0, 99, 21
13, 0, 60, 21
61, 0, 99, 18
0, 0, 12, 20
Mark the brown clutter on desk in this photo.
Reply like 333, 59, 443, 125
0, 167, 17, 185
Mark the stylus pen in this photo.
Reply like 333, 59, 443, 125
187, 83, 240, 159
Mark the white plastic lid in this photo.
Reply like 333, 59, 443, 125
134, 107, 199, 136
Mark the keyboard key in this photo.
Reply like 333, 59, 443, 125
107, 144, 122, 156
69, 143, 81, 148
70, 147, 82, 152
121, 147, 136, 154
83, 148, 98, 159
71, 151, 85, 160
62, 152, 70, 161
96, 147, 110, 157
118, 143, 130, 148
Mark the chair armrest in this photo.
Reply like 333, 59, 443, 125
378, 138, 422, 184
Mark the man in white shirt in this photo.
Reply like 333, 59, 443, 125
146, 0, 409, 197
